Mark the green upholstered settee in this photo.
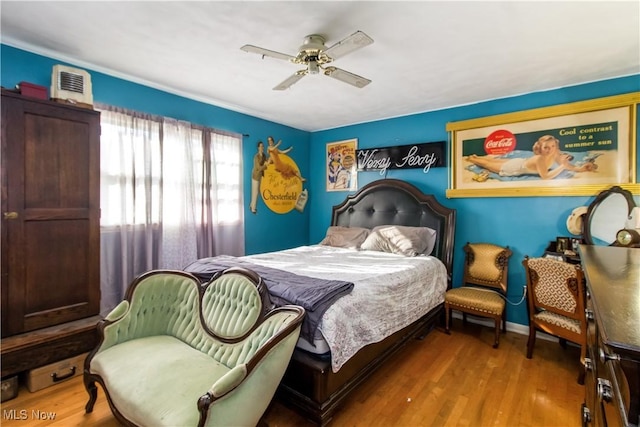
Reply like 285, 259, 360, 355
84, 268, 305, 427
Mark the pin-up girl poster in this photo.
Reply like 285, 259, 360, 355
326, 139, 357, 192
446, 93, 638, 197
254, 136, 307, 214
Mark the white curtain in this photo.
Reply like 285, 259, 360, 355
161, 118, 199, 269
202, 131, 245, 256
97, 104, 244, 314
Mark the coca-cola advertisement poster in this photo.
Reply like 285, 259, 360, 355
446, 93, 637, 198
356, 141, 445, 175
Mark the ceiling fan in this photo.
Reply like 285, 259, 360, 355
240, 30, 374, 90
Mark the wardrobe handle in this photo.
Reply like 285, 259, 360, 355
581, 403, 591, 426
3, 212, 18, 220
597, 378, 613, 403
584, 357, 593, 372
599, 347, 620, 363
585, 309, 594, 322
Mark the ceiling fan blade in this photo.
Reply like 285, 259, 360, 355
323, 67, 371, 88
273, 70, 307, 90
324, 30, 373, 60
240, 44, 295, 62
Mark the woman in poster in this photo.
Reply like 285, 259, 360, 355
327, 148, 345, 188
267, 136, 305, 182
467, 135, 596, 180
327, 145, 356, 190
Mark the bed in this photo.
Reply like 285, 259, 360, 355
186, 178, 456, 425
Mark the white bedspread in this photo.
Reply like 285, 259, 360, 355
243, 245, 448, 372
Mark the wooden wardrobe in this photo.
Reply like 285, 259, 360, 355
1, 89, 101, 378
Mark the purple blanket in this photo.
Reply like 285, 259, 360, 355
184, 256, 354, 344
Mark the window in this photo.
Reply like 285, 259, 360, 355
96, 104, 244, 314
99, 111, 242, 227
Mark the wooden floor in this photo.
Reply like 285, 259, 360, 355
0, 320, 584, 426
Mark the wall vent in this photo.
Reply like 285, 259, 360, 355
50, 65, 93, 106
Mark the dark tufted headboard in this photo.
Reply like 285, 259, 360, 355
331, 179, 456, 285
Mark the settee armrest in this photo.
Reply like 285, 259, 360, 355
104, 300, 129, 322
196, 326, 302, 427
209, 364, 248, 398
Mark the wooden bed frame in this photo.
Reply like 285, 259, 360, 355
275, 178, 456, 426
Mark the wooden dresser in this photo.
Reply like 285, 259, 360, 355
580, 245, 640, 427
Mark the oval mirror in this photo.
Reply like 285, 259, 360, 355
583, 186, 635, 246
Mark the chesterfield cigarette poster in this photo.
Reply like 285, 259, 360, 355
250, 136, 307, 214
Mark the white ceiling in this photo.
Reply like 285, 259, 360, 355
1, 1, 639, 132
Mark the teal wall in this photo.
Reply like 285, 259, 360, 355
0, 45, 310, 255
309, 76, 640, 325
3, 44, 639, 326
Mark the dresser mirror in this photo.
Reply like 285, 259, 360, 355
583, 186, 636, 246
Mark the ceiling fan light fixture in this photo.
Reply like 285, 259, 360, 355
308, 60, 319, 75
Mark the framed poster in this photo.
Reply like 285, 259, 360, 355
327, 138, 357, 192
446, 92, 639, 197
256, 136, 307, 214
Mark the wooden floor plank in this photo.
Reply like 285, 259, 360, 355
0, 320, 583, 426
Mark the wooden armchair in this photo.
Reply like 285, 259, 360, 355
444, 242, 512, 348
522, 256, 587, 384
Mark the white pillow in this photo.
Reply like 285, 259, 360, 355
361, 225, 437, 256
319, 226, 370, 249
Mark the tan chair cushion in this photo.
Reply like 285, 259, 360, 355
445, 287, 505, 315
534, 310, 581, 334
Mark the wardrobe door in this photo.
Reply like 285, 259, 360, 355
1, 91, 100, 337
